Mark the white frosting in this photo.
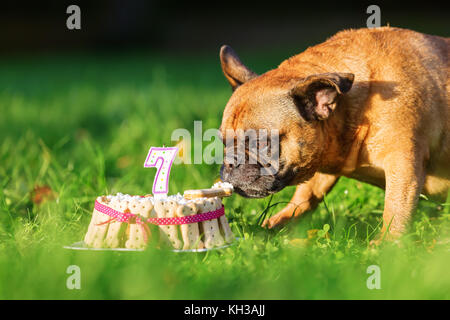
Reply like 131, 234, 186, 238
99, 181, 233, 205
211, 181, 234, 190
101, 192, 207, 205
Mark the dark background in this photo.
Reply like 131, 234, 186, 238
0, 0, 448, 55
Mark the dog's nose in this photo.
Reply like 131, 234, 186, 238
224, 162, 234, 170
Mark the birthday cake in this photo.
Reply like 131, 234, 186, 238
83, 183, 235, 250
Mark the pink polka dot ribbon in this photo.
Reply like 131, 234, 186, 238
94, 200, 225, 226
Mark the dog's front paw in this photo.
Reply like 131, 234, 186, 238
262, 213, 289, 229
369, 238, 383, 247
369, 231, 402, 247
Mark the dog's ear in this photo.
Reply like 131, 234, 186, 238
291, 73, 354, 120
220, 45, 257, 91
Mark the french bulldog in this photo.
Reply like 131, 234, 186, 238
219, 27, 450, 240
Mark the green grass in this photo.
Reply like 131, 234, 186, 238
0, 51, 449, 300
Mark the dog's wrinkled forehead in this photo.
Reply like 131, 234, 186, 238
220, 75, 298, 134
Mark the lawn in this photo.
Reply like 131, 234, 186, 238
0, 51, 449, 300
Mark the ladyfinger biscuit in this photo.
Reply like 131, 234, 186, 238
176, 202, 204, 250
84, 196, 112, 248
103, 197, 127, 248
125, 199, 153, 249
154, 199, 183, 249
83, 199, 103, 247
83, 207, 98, 246
196, 198, 225, 249
214, 198, 234, 243
184, 188, 232, 200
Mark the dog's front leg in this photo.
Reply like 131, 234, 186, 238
377, 150, 426, 240
262, 172, 339, 228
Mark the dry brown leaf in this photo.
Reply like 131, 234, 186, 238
289, 238, 310, 248
307, 229, 320, 239
31, 185, 55, 205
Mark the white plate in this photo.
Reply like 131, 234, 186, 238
63, 238, 239, 253
63, 241, 144, 252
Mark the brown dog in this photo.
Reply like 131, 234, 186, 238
219, 27, 450, 239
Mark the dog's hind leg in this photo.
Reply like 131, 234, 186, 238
262, 172, 339, 229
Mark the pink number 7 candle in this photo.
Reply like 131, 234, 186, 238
143, 147, 178, 199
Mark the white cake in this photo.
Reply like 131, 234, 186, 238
83, 190, 234, 250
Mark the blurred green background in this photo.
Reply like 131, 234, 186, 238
0, 1, 449, 300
